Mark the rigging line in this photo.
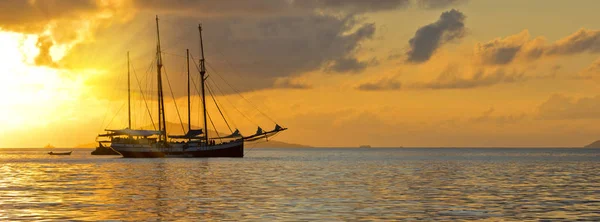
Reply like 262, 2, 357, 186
206, 79, 237, 129
189, 54, 258, 126
186, 60, 204, 128
98, 65, 126, 133
206, 111, 222, 143
212, 50, 278, 119
206, 76, 258, 127
245, 132, 281, 156
162, 51, 186, 59
206, 83, 233, 133
105, 102, 126, 130
132, 59, 157, 131
162, 66, 186, 134
204, 60, 278, 124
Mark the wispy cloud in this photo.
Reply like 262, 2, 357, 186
356, 78, 402, 91
412, 66, 526, 89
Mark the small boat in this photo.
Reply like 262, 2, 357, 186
48, 151, 72, 156
359, 145, 371, 148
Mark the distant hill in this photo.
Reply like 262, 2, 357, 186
584, 140, 600, 148
246, 140, 311, 148
76, 122, 309, 148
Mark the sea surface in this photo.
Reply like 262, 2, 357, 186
0, 148, 599, 221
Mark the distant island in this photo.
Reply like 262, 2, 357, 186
584, 140, 600, 148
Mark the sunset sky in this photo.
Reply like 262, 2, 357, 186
1, 0, 600, 148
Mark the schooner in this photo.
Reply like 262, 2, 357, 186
97, 16, 286, 158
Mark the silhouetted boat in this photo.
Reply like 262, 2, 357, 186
359, 145, 372, 148
48, 151, 72, 155
97, 16, 287, 158
91, 142, 120, 155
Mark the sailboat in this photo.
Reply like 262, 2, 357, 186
97, 16, 286, 158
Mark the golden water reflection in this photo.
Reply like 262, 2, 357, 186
0, 149, 599, 220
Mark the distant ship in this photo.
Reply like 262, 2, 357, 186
359, 145, 372, 148
96, 16, 286, 158
44, 144, 55, 149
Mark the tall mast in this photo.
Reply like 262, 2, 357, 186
199, 24, 208, 144
127, 51, 131, 130
156, 16, 167, 142
187, 49, 191, 136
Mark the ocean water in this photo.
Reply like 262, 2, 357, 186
0, 148, 599, 221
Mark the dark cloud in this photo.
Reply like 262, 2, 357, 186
406, 9, 466, 63
326, 57, 370, 73
0, 0, 101, 33
356, 78, 402, 91
65, 11, 379, 95
293, 0, 411, 13
538, 94, 600, 120
417, 0, 468, 9
134, 0, 292, 17
413, 66, 525, 89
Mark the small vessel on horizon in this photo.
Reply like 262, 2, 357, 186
48, 151, 72, 156
359, 145, 372, 148
97, 16, 287, 158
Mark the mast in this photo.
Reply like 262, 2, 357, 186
156, 16, 167, 142
127, 51, 131, 130
199, 24, 208, 145
187, 49, 191, 137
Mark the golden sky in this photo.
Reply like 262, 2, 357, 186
1, 0, 600, 148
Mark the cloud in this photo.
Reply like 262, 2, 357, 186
475, 28, 600, 65
545, 29, 600, 55
538, 94, 600, 120
475, 30, 535, 65
356, 78, 402, 91
0, 0, 99, 31
417, 0, 468, 9
34, 35, 57, 67
575, 58, 600, 80
56, 3, 380, 94
292, 0, 411, 13
470, 107, 526, 125
273, 77, 311, 89
134, 0, 292, 16
406, 9, 467, 63
413, 66, 526, 89
326, 57, 372, 73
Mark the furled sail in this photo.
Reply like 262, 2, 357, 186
210, 129, 242, 139
104, 129, 162, 137
171, 129, 204, 139
243, 124, 287, 141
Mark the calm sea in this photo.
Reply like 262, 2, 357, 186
0, 148, 599, 221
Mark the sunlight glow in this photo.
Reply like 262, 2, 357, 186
0, 30, 100, 131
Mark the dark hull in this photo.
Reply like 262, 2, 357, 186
116, 143, 244, 158
91, 147, 120, 155
48, 152, 72, 155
